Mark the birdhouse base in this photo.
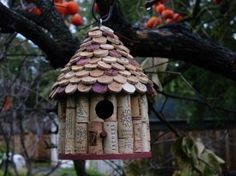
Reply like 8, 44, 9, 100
59, 152, 151, 160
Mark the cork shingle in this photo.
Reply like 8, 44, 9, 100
49, 26, 153, 99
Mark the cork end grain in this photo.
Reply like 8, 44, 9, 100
49, 25, 154, 99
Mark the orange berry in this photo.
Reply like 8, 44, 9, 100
173, 13, 183, 22
70, 14, 83, 26
145, 16, 158, 29
55, 2, 68, 15
155, 4, 165, 14
166, 18, 174, 24
161, 9, 174, 19
156, 17, 163, 26
30, 7, 41, 15
54, 0, 63, 3
67, 1, 79, 15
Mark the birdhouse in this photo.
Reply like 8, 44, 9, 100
49, 26, 154, 160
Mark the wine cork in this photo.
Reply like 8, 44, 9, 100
117, 95, 133, 138
90, 95, 104, 122
134, 140, 143, 152
118, 138, 134, 154
66, 96, 76, 108
76, 95, 89, 122
58, 122, 66, 154
65, 107, 76, 154
131, 95, 142, 119
142, 140, 151, 152
58, 100, 66, 119
142, 122, 151, 152
75, 123, 88, 154
133, 120, 142, 141
65, 140, 75, 154
58, 100, 66, 154
88, 121, 103, 154
146, 122, 151, 141
140, 95, 149, 122
105, 95, 117, 122
103, 122, 118, 154
65, 107, 76, 139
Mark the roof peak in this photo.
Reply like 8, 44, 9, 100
49, 25, 153, 99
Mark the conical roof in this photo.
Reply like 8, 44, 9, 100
49, 25, 153, 99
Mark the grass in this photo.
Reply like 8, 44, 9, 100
54, 168, 104, 176
55, 168, 77, 176
0, 161, 105, 176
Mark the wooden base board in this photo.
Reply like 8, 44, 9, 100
59, 152, 151, 160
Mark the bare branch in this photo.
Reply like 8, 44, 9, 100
0, 2, 78, 67
97, 0, 236, 81
1, 0, 236, 81
150, 105, 181, 137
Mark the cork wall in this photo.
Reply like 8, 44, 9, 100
57, 93, 151, 159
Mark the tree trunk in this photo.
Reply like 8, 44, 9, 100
74, 160, 87, 176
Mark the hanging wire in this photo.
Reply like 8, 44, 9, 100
91, 0, 115, 25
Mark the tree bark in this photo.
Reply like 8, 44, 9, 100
117, 25, 236, 80
97, 0, 236, 81
74, 160, 87, 176
0, 2, 78, 68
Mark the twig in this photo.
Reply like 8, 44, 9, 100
18, 114, 32, 176
192, 0, 201, 19
153, 70, 236, 116
145, 0, 160, 9
0, 122, 10, 176
151, 131, 171, 145
160, 96, 168, 112
10, 110, 19, 176
154, 88, 236, 115
43, 162, 60, 176
104, 160, 124, 176
150, 105, 181, 137
0, 97, 11, 176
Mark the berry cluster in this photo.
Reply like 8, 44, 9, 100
27, 0, 83, 26
145, 1, 183, 29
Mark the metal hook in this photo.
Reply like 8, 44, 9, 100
91, 0, 115, 26
99, 18, 103, 26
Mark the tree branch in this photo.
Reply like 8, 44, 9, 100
33, 0, 78, 48
154, 88, 236, 115
1, 0, 236, 81
0, 2, 78, 67
97, 0, 236, 81
150, 105, 181, 137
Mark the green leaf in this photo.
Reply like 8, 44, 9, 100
172, 137, 224, 176
205, 149, 225, 164
171, 137, 190, 168
195, 139, 205, 156
181, 137, 199, 166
